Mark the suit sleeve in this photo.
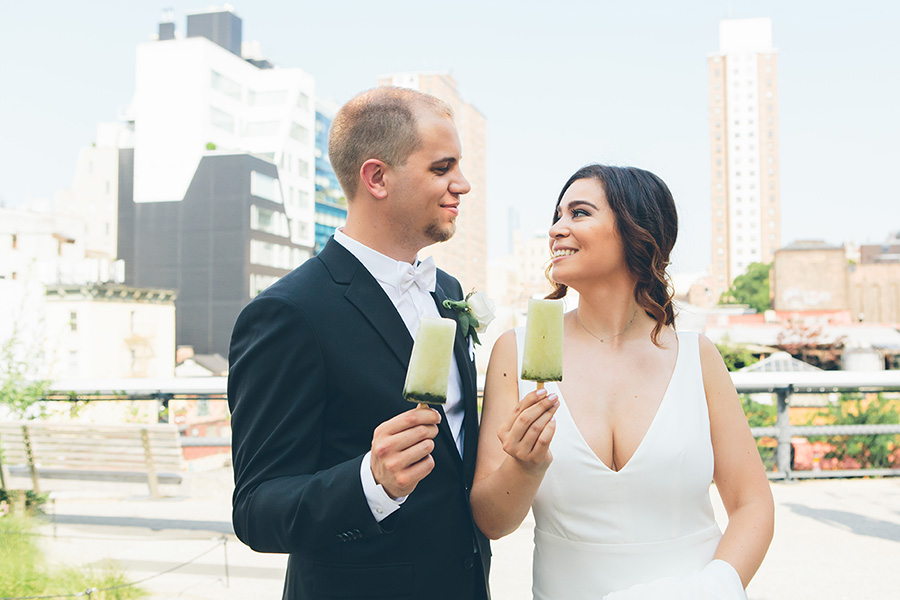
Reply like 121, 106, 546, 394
228, 294, 383, 554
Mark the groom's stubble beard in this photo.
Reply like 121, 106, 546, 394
425, 218, 456, 244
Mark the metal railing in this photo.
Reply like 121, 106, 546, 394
36, 372, 900, 481
734, 371, 900, 480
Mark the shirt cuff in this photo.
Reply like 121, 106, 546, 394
360, 451, 406, 522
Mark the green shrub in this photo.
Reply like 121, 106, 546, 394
716, 343, 759, 372
741, 395, 778, 470
0, 489, 49, 516
807, 393, 900, 469
0, 516, 146, 599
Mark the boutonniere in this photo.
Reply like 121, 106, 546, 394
442, 290, 496, 346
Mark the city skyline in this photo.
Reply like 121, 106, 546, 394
2, 0, 898, 275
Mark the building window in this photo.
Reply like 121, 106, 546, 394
10, 234, 16, 249
211, 70, 241, 101
69, 350, 78, 372
130, 310, 136, 334
250, 240, 299, 269
250, 273, 281, 298
290, 124, 309, 144
296, 92, 310, 111
251, 205, 290, 237
251, 171, 283, 204
249, 90, 288, 106
210, 107, 235, 133
69, 311, 78, 332
245, 121, 280, 137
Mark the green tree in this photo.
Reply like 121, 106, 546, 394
715, 342, 759, 372
719, 261, 772, 313
0, 302, 49, 419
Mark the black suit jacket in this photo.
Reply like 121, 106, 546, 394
228, 238, 490, 599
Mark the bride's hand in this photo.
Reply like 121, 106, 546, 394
497, 388, 559, 474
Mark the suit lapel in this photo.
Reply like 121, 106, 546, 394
320, 239, 473, 476
319, 239, 413, 370
433, 280, 478, 477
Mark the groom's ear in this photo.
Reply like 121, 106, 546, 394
360, 159, 389, 200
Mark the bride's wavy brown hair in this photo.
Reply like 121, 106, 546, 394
546, 164, 677, 347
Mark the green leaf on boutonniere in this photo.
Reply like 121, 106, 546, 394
442, 298, 482, 346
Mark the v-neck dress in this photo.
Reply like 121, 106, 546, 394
515, 330, 724, 599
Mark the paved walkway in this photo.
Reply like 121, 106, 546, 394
8, 465, 900, 599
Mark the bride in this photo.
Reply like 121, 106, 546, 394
470, 164, 774, 599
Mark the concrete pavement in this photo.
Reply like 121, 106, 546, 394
8, 463, 900, 599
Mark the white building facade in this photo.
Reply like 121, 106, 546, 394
132, 8, 316, 250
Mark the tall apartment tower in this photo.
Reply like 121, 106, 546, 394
377, 73, 487, 294
708, 18, 781, 303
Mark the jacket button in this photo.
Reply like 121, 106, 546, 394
463, 556, 474, 570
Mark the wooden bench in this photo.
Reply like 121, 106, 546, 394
0, 421, 184, 498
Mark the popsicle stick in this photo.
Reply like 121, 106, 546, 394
536, 382, 545, 391
417, 403, 429, 410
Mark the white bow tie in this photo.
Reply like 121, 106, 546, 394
397, 256, 436, 294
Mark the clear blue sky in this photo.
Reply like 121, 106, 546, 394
2, 0, 898, 273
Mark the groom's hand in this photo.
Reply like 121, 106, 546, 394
370, 407, 442, 499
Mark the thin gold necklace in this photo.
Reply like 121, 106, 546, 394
575, 307, 639, 343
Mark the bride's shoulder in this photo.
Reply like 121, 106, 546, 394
488, 328, 519, 364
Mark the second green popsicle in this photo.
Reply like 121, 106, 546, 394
521, 298, 564, 386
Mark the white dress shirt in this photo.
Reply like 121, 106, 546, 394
333, 230, 465, 522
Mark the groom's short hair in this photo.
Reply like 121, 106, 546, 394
329, 87, 453, 199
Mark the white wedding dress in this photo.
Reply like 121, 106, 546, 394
514, 330, 746, 599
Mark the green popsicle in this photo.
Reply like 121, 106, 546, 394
403, 316, 457, 405
521, 298, 564, 386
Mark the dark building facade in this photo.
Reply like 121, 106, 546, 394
119, 150, 308, 356
186, 9, 243, 56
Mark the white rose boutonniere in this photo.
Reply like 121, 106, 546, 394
442, 290, 496, 345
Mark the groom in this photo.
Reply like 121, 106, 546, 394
228, 86, 490, 599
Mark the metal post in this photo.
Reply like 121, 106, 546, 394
775, 387, 793, 480
223, 535, 231, 588
22, 425, 40, 494
141, 428, 161, 498
0, 431, 7, 491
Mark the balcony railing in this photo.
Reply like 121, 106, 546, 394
733, 371, 900, 480
38, 371, 900, 481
